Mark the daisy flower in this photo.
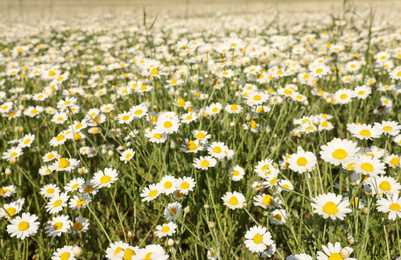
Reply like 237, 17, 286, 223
7, 213, 39, 240
40, 184, 60, 198
158, 175, 177, 195
2, 146, 23, 162
311, 193, 352, 220
45, 215, 72, 237
348, 123, 381, 140
46, 192, 69, 214
156, 116, 180, 134
71, 216, 90, 234
229, 165, 245, 181
0, 185, 17, 197
254, 193, 281, 209
180, 139, 204, 153
120, 148, 135, 164
69, 194, 92, 210
369, 176, 401, 196
224, 104, 243, 114
222, 191, 246, 210
320, 138, 360, 166
384, 154, 400, 168
164, 202, 182, 221
18, 134, 35, 148
52, 245, 75, 260
118, 111, 134, 124
193, 156, 217, 170
175, 176, 196, 195
80, 180, 98, 195
105, 241, 129, 260
270, 209, 288, 225
192, 130, 211, 141
244, 226, 274, 253
317, 242, 356, 260
92, 168, 118, 189
155, 222, 177, 238
377, 194, 401, 220
354, 155, 386, 177
145, 130, 168, 143
42, 151, 59, 162
140, 184, 161, 202
65, 177, 85, 193
288, 150, 317, 173
50, 157, 80, 172
0, 198, 24, 218
207, 142, 229, 160
374, 121, 401, 136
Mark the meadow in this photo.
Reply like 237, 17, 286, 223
1, 1, 401, 259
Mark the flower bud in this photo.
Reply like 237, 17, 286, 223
168, 238, 174, 246
73, 246, 83, 257
303, 100, 309, 106
208, 221, 215, 228
340, 248, 350, 258
5, 168, 12, 176
108, 150, 114, 157
184, 206, 190, 213
127, 231, 133, 238
204, 204, 209, 209
312, 117, 320, 126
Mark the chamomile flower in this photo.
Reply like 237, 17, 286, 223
71, 216, 90, 234
270, 209, 288, 225
7, 213, 39, 240
229, 165, 245, 181
348, 123, 381, 140
377, 194, 401, 220
369, 176, 401, 196
354, 155, 386, 177
40, 184, 60, 198
46, 192, 69, 214
192, 130, 211, 141
222, 191, 246, 210
164, 202, 182, 221
2, 146, 23, 162
286, 253, 313, 260
317, 242, 356, 260
155, 222, 177, 238
374, 121, 401, 136
254, 193, 281, 209
320, 138, 360, 166
18, 134, 35, 148
120, 148, 135, 163
140, 184, 161, 202
106, 241, 129, 260
0, 198, 24, 218
385, 154, 401, 168
43, 151, 59, 162
69, 194, 92, 210
65, 177, 85, 193
311, 193, 352, 220
193, 156, 217, 170
45, 214, 72, 237
52, 245, 75, 260
159, 175, 177, 195
288, 150, 317, 173
176, 177, 196, 195
244, 226, 274, 253
92, 168, 118, 189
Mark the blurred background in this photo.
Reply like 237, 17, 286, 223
0, 0, 400, 19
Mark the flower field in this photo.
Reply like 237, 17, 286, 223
1, 3, 401, 259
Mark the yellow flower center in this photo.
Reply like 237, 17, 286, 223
229, 196, 238, 205
379, 181, 391, 191
187, 140, 197, 150
200, 160, 209, 167
100, 175, 111, 184
76, 199, 85, 207
163, 121, 173, 128
360, 163, 373, 172
233, 170, 239, 176
253, 234, 263, 244
6, 207, 16, 216
332, 149, 347, 159
149, 190, 158, 197
328, 253, 343, 260
123, 248, 135, 260
359, 129, 371, 137
125, 153, 132, 159
297, 157, 308, 166
59, 158, 70, 168
316, 68, 323, 73
122, 115, 130, 121
54, 222, 63, 230
72, 222, 83, 231
18, 221, 29, 231
10, 152, 18, 157
60, 252, 70, 260
213, 147, 222, 153
390, 203, 401, 211
56, 135, 65, 141
164, 181, 172, 189
262, 195, 274, 206
134, 110, 142, 115
161, 226, 170, 233
383, 126, 393, 131
181, 182, 190, 189
323, 201, 339, 215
